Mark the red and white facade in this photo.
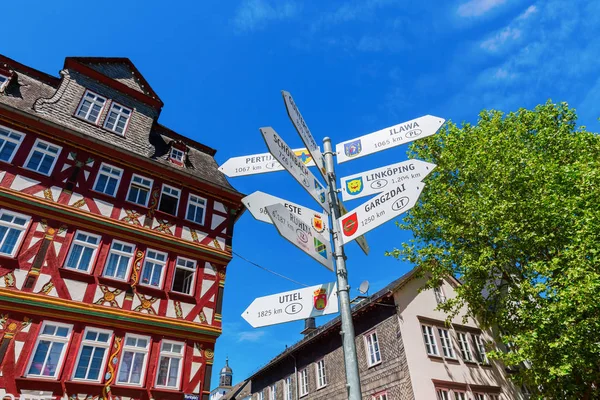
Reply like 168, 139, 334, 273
0, 55, 244, 399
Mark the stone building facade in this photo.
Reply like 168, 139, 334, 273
0, 54, 244, 399
237, 268, 524, 400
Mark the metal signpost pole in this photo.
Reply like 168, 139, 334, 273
323, 137, 362, 400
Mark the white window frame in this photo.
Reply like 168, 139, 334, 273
298, 368, 309, 397
316, 358, 327, 389
63, 230, 101, 273
71, 327, 112, 382
454, 391, 467, 400
158, 184, 181, 215
75, 90, 107, 124
474, 394, 486, 400
457, 332, 474, 362
473, 334, 489, 364
126, 174, 153, 207
155, 339, 184, 389
0, 124, 25, 164
437, 389, 450, 400
0, 209, 31, 257
364, 330, 382, 367
373, 393, 388, 400
268, 384, 276, 400
422, 324, 439, 356
284, 376, 293, 400
257, 392, 264, 400
139, 249, 168, 288
102, 240, 135, 281
438, 327, 456, 359
185, 194, 207, 225
25, 321, 73, 378
170, 147, 184, 163
24, 138, 62, 176
0, 74, 9, 91
434, 286, 446, 304
103, 102, 132, 135
116, 333, 150, 386
171, 256, 197, 295
93, 162, 123, 197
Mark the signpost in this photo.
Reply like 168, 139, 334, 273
282, 91, 327, 179
241, 191, 326, 228
340, 159, 436, 201
241, 282, 338, 328
336, 115, 445, 163
338, 181, 425, 245
266, 203, 334, 271
219, 148, 315, 177
260, 127, 330, 213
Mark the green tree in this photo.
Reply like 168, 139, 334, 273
388, 101, 600, 398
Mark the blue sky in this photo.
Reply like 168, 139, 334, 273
3, 0, 600, 388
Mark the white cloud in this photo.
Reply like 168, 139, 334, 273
457, 0, 508, 17
237, 330, 267, 342
480, 26, 522, 51
518, 5, 538, 19
232, 0, 299, 32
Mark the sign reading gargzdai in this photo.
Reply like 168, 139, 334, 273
282, 90, 326, 179
242, 191, 328, 232
261, 127, 330, 213
219, 148, 316, 177
335, 115, 445, 163
242, 282, 338, 328
266, 203, 334, 271
340, 160, 436, 201
339, 181, 425, 244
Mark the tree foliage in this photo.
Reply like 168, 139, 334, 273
388, 101, 600, 398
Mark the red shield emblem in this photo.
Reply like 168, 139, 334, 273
341, 213, 358, 237
313, 288, 327, 311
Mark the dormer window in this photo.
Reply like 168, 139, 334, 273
169, 147, 184, 165
76, 90, 107, 124
104, 102, 132, 135
0, 74, 9, 92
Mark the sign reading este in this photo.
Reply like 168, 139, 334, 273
336, 115, 445, 163
242, 282, 338, 328
340, 160, 436, 201
219, 148, 316, 177
282, 90, 327, 179
266, 203, 334, 271
339, 181, 425, 244
261, 127, 330, 213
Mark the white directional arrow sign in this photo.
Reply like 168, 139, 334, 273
336, 115, 445, 163
282, 90, 327, 180
340, 160, 436, 201
338, 181, 425, 244
242, 191, 328, 233
219, 148, 316, 177
242, 282, 338, 328
261, 127, 330, 213
266, 203, 334, 271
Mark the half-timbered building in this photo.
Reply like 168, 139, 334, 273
0, 54, 244, 400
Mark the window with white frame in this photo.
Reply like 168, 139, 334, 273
457, 332, 473, 361
64, 231, 101, 272
373, 393, 388, 400
438, 328, 456, 358
0, 74, 9, 91
268, 384, 276, 400
93, 163, 123, 197
117, 334, 150, 385
0, 210, 31, 257
0, 125, 24, 163
26, 321, 73, 378
186, 194, 206, 225
25, 139, 62, 176
103, 240, 135, 280
473, 334, 489, 364
171, 257, 196, 295
76, 90, 106, 123
299, 368, 309, 396
170, 147, 184, 163
474, 394, 485, 400
316, 359, 327, 388
257, 391, 264, 400
434, 285, 446, 304
284, 376, 293, 400
140, 249, 167, 287
158, 184, 180, 215
127, 174, 153, 207
421, 325, 439, 356
488, 395, 500, 400
103, 102, 132, 135
365, 330, 382, 366
155, 340, 184, 389
437, 389, 450, 400
72, 328, 112, 381
454, 391, 467, 400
